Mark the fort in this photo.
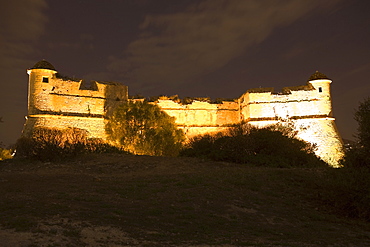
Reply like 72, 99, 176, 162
23, 60, 344, 167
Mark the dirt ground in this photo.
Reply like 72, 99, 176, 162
0, 153, 369, 246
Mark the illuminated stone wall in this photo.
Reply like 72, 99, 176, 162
28, 70, 127, 116
24, 61, 344, 166
24, 62, 128, 140
239, 77, 344, 166
24, 115, 107, 140
294, 118, 344, 166
241, 79, 332, 120
155, 99, 239, 137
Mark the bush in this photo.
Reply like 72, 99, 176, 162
16, 127, 124, 161
317, 166, 370, 221
0, 147, 13, 161
354, 97, 370, 151
337, 138, 370, 220
106, 101, 185, 156
181, 123, 324, 168
316, 97, 370, 221
341, 97, 370, 168
340, 147, 370, 168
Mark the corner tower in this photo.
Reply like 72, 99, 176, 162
23, 60, 129, 140
27, 60, 58, 115
307, 71, 333, 116
294, 71, 344, 167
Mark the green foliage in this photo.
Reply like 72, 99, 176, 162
16, 127, 124, 161
317, 167, 370, 221
317, 97, 370, 222
0, 147, 13, 161
341, 147, 370, 168
181, 123, 324, 168
0, 116, 13, 161
106, 101, 185, 156
354, 97, 370, 150
341, 97, 370, 168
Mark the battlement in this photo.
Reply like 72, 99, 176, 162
155, 99, 239, 127
241, 78, 332, 121
27, 61, 128, 117
24, 60, 128, 141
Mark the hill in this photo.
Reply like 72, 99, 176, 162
0, 154, 369, 246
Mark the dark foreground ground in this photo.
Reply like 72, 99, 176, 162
0, 153, 369, 246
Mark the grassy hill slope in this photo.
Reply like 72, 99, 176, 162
0, 154, 369, 246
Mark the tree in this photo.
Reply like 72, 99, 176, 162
0, 117, 12, 161
354, 97, 370, 150
106, 101, 185, 156
342, 97, 370, 168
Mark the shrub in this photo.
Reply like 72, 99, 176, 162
106, 101, 185, 156
181, 123, 324, 168
316, 97, 370, 221
0, 116, 13, 161
317, 166, 370, 221
16, 127, 124, 161
0, 147, 13, 161
340, 147, 370, 168
341, 97, 370, 168
354, 97, 370, 151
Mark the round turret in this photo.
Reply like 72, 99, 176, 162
308, 71, 329, 81
308, 71, 332, 94
27, 60, 58, 115
30, 60, 57, 71
308, 71, 333, 116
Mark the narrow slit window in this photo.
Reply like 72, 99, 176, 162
42, 77, 49, 83
318, 87, 322, 93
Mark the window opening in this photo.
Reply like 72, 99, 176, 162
318, 87, 322, 93
42, 77, 49, 83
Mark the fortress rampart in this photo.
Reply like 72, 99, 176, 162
23, 60, 344, 166
24, 60, 128, 140
155, 99, 240, 137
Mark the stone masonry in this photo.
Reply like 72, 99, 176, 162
24, 60, 344, 166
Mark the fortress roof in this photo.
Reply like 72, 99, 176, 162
31, 60, 56, 71
308, 71, 329, 81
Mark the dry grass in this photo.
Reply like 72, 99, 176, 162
0, 154, 369, 246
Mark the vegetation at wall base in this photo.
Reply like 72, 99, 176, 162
341, 97, 370, 169
0, 116, 13, 161
15, 127, 127, 161
316, 166, 370, 222
180, 123, 325, 168
314, 97, 370, 221
0, 147, 13, 161
106, 100, 185, 156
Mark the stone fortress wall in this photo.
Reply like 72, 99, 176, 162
155, 99, 240, 137
24, 60, 128, 140
24, 60, 344, 166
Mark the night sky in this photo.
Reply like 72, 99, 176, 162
1, 0, 370, 146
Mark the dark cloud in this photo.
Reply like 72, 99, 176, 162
0, 1, 47, 41
47, 34, 95, 50
106, 0, 341, 90
0, 0, 48, 145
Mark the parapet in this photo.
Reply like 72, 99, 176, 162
27, 60, 128, 117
